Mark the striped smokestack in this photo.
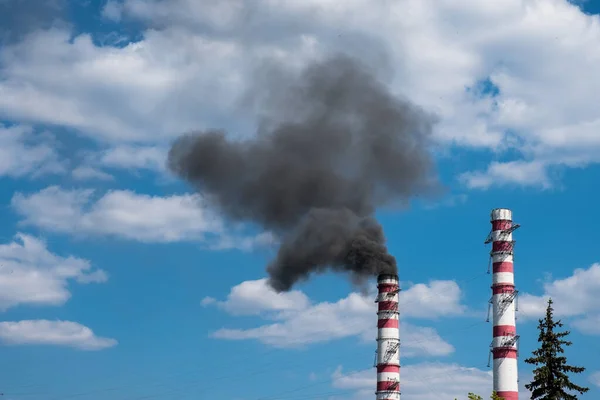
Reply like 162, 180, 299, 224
488, 208, 519, 400
375, 274, 400, 400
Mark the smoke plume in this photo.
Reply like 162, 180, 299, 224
168, 54, 438, 291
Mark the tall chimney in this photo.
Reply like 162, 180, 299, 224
488, 208, 519, 400
375, 273, 400, 400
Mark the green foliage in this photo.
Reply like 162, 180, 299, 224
454, 391, 503, 400
524, 298, 589, 399
490, 391, 504, 400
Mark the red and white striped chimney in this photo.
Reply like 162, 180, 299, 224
489, 208, 519, 400
375, 274, 400, 400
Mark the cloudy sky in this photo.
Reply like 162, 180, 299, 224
1, 0, 600, 399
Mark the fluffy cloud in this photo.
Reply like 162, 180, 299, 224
0, 124, 64, 178
0, 233, 107, 311
102, 0, 123, 21
398, 280, 467, 319
573, 314, 600, 335
206, 278, 466, 354
1, 1, 599, 186
591, 371, 600, 388
213, 318, 453, 357
205, 278, 465, 319
0, 27, 255, 144
331, 363, 493, 400
11, 186, 274, 248
71, 166, 114, 181
459, 160, 551, 190
11, 186, 222, 242
202, 278, 310, 316
333, 364, 535, 400
0, 320, 117, 350
98, 145, 167, 172
519, 263, 600, 334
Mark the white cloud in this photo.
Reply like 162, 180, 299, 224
398, 280, 467, 319
0, 233, 107, 311
519, 263, 600, 334
0, 27, 254, 143
11, 186, 272, 249
590, 371, 600, 388
332, 364, 536, 400
2, 1, 600, 186
11, 185, 224, 243
71, 165, 114, 181
0, 320, 117, 350
210, 290, 376, 347
98, 145, 167, 172
212, 314, 454, 357
209, 278, 466, 319
200, 296, 217, 306
0, 124, 64, 178
459, 160, 550, 189
202, 278, 310, 316
72, 145, 168, 176
206, 231, 278, 252
331, 363, 492, 400
573, 314, 600, 335
108, 0, 600, 182
207, 278, 466, 354
118, 0, 250, 31
398, 325, 455, 357
102, 0, 123, 21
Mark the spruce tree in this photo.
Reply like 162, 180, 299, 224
524, 298, 589, 399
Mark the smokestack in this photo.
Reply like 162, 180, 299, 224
375, 273, 400, 400
487, 208, 520, 400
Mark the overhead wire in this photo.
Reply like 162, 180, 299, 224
4, 197, 592, 398
4, 269, 490, 400
251, 317, 489, 400
3, 264, 490, 400
102, 271, 489, 399
170, 272, 491, 399
239, 271, 491, 400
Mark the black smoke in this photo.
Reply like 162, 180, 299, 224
168, 54, 438, 291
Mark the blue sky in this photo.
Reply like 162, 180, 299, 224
1, 1, 600, 399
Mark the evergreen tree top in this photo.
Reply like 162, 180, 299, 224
524, 298, 589, 400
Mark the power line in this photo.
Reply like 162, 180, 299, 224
3, 270, 490, 400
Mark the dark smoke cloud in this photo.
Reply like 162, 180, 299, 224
0, 0, 66, 44
168, 54, 438, 291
